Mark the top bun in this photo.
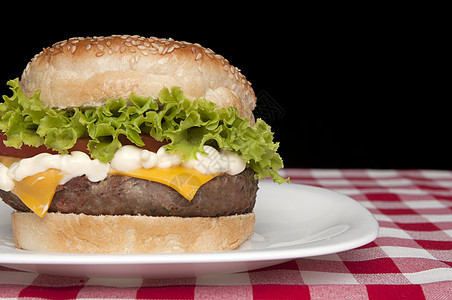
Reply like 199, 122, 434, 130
19, 35, 256, 122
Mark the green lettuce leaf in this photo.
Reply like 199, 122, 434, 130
0, 78, 288, 183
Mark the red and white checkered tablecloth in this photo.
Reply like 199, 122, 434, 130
1, 169, 451, 299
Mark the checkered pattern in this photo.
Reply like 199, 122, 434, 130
1, 169, 451, 299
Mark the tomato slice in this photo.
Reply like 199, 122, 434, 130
0, 133, 168, 158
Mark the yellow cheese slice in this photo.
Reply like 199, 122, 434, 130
12, 169, 64, 217
110, 166, 219, 201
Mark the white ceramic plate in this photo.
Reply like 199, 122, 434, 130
0, 181, 379, 278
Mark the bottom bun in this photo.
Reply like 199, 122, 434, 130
11, 212, 255, 254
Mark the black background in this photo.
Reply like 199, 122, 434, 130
0, 9, 448, 170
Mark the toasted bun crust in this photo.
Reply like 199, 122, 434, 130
19, 35, 256, 121
11, 212, 255, 254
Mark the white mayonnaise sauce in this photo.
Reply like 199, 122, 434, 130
181, 145, 246, 175
0, 145, 246, 192
7, 151, 111, 184
0, 163, 14, 191
111, 145, 245, 175
111, 145, 183, 171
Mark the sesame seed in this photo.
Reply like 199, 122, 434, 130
195, 53, 202, 61
204, 49, 214, 58
215, 54, 225, 64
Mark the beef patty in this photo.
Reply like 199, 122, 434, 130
0, 168, 258, 217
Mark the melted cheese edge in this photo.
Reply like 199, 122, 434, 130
109, 167, 218, 201
13, 169, 65, 217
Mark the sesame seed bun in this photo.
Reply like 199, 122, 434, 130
19, 35, 256, 122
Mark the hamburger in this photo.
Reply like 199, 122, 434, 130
0, 35, 287, 253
